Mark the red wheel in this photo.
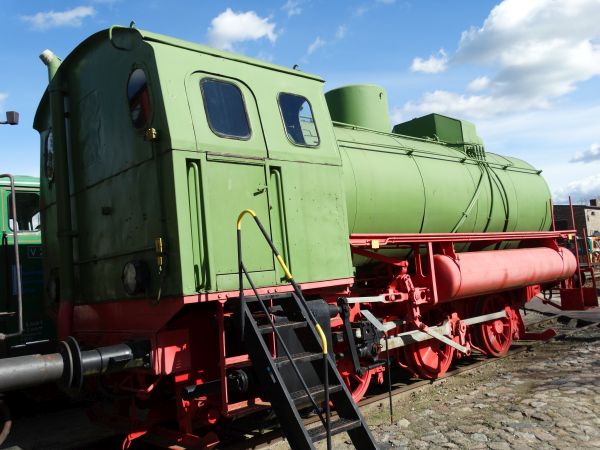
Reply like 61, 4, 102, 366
403, 338, 454, 380
473, 294, 514, 357
337, 358, 373, 403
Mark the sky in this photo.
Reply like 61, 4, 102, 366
0, 0, 599, 204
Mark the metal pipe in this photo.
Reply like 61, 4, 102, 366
39, 50, 61, 81
40, 49, 75, 339
0, 174, 23, 340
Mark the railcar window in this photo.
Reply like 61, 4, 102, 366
8, 192, 40, 232
278, 93, 319, 147
200, 79, 251, 139
127, 69, 151, 129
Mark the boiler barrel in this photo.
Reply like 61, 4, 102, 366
336, 128, 551, 237
327, 85, 552, 262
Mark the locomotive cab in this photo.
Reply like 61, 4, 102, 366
33, 27, 353, 315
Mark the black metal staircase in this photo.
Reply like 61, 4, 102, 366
236, 209, 378, 450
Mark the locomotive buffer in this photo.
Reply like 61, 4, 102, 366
237, 210, 378, 450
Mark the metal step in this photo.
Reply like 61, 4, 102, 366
258, 320, 307, 334
0, 312, 16, 317
274, 352, 322, 367
309, 418, 362, 443
291, 383, 343, 407
236, 210, 378, 449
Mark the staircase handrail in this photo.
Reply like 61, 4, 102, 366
236, 208, 331, 442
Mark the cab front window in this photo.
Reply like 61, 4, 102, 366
8, 192, 40, 232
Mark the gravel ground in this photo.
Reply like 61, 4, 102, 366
313, 322, 600, 450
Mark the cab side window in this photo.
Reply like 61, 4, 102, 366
8, 192, 40, 232
201, 78, 251, 139
278, 93, 319, 147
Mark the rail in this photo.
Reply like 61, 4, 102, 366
236, 209, 331, 448
0, 174, 22, 340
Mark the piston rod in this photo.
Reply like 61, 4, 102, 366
0, 337, 149, 392
381, 310, 507, 352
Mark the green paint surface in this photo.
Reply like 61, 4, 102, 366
33, 28, 551, 306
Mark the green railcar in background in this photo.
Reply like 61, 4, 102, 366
0, 175, 53, 355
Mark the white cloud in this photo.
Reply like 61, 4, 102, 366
410, 49, 448, 74
335, 25, 347, 40
282, 0, 302, 17
571, 143, 600, 163
21, 6, 96, 30
403, 0, 600, 118
256, 51, 274, 63
354, 6, 369, 17
400, 90, 542, 120
553, 174, 600, 204
307, 36, 326, 55
207, 9, 277, 51
467, 76, 490, 92
0, 93, 7, 113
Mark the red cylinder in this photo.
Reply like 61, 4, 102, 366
434, 247, 577, 301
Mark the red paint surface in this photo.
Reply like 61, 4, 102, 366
72, 277, 354, 343
434, 247, 577, 301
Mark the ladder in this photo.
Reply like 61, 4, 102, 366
236, 210, 378, 450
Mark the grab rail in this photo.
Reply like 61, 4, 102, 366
236, 209, 331, 444
0, 174, 23, 340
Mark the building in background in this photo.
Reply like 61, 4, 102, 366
554, 200, 600, 264
554, 200, 600, 237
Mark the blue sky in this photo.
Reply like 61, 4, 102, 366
1, 0, 599, 204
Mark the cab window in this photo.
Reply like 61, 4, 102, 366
278, 93, 319, 147
201, 78, 251, 139
8, 192, 40, 232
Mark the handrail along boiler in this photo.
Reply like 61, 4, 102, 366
0, 26, 594, 449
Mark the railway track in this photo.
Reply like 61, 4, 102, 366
217, 310, 600, 450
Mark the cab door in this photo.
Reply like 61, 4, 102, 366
186, 73, 276, 291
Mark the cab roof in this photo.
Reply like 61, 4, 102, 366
35, 26, 324, 130
0, 175, 39, 188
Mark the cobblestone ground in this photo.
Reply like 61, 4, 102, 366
319, 323, 600, 450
